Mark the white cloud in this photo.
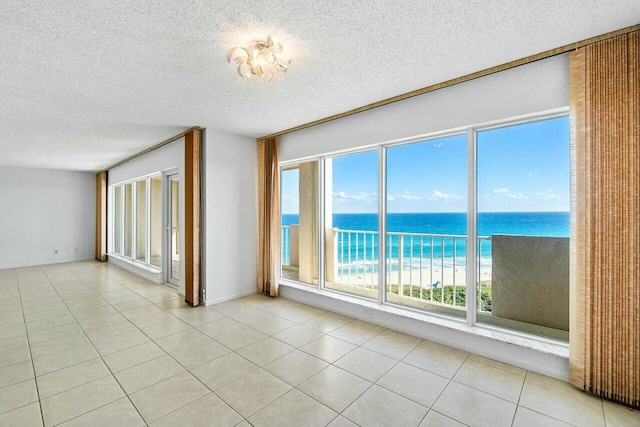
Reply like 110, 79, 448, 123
427, 190, 463, 202
536, 189, 559, 201
487, 188, 528, 200
387, 191, 422, 201
507, 192, 528, 200
528, 172, 539, 177
333, 191, 376, 203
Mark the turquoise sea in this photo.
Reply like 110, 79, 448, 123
281, 212, 569, 272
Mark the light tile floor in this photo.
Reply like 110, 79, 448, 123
0, 260, 638, 427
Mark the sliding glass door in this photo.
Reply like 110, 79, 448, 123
135, 179, 147, 263
168, 174, 180, 285
110, 173, 168, 278
150, 175, 163, 268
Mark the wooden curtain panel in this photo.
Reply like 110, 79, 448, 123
95, 171, 107, 262
569, 30, 640, 408
184, 129, 201, 306
257, 136, 281, 297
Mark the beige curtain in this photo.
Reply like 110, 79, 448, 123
569, 30, 639, 408
184, 129, 201, 306
95, 171, 107, 262
258, 136, 281, 296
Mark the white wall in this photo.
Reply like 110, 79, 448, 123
0, 166, 95, 269
280, 54, 569, 160
108, 138, 185, 292
108, 138, 184, 185
202, 129, 257, 304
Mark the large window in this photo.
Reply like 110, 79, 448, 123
111, 174, 163, 271
325, 150, 379, 298
150, 175, 163, 268
113, 186, 123, 254
280, 162, 318, 286
124, 183, 133, 258
135, 179, 147, 263
279, 113, 570, 340
386, 134, 467, 317
476, 116, 570, 339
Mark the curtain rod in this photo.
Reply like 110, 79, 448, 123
103, 126, 202, 172
261, 23, 640, 139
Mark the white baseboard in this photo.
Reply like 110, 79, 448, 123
203, 288, 258, 306
107, 257, 164, 284
0, 256, 95, 270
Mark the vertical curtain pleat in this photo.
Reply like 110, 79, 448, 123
185, 129, 201, 306
257, 136, 281, 296
95, 171, 107, 262
570, 31, 640, 409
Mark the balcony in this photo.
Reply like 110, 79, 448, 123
282, 225, 569, 340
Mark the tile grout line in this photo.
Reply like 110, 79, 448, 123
509, 368, 528, 426
419, 349, 471, 426
12, 266, 45, 425
9, 260, 622, 427
40, 263, 150, 426
112, 285, 255, 425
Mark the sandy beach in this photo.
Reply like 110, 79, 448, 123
332, 265, 492, 288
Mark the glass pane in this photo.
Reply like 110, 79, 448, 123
325, 151, 379, 299
135, 180, 147, 263
124, 183, 133, 258
386, 134, 467, 317
476, 116, 570, 340
150, 176, 162, 268
170, 177, 179, 281
280, 162, 318, 286
113, 186, 122, 254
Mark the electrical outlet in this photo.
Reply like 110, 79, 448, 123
74, 248, 78, 253
362, 308, 374, 319
54, 250, 58, 254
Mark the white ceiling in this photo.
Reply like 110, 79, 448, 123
1, 1, 638, 172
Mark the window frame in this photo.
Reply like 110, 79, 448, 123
108, 172, 163, 273
278, 107, 570, 334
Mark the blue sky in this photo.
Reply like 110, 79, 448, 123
281, 116, 570, 214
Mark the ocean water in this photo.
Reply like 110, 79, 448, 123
281, 212, 569, 272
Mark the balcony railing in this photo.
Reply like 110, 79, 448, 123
282, 225, 492, 311
281, 227, 570, 339
282, 225, 291, 266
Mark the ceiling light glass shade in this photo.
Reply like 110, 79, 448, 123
226, 36, 291, 82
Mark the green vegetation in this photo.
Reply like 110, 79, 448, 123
389, 281, 492, 310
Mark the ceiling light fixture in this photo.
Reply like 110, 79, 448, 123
226, 35, 291, 82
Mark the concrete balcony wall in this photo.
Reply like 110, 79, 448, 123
492, 234, 570, 331
289, 224, 300, 267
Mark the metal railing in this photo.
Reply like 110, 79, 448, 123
336, 229, 379, 290
385, 232, 467, 308
281, 225, 290, 266
282, 225, 492, 310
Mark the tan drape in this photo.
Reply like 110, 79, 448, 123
257, 136, 281, 296
184, 129, 201, 306
95, 171, 107, 262
569, 30, 639, 408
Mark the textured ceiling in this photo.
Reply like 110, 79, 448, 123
1, 1, 639, 171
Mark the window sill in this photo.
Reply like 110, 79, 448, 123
107, 253, 162, 274
278, 279, 569, 375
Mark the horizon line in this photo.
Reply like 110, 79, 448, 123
282, 210, 571, 215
